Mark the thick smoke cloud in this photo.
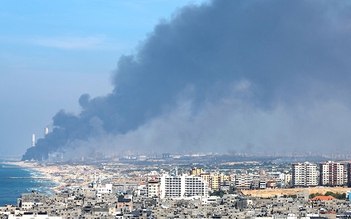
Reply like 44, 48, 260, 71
23, 0, 351, 161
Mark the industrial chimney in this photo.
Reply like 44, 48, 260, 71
32, 134, 36, 147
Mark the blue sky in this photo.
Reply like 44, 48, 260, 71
0, 0, 206, 157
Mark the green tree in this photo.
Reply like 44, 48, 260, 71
324, 191, 346, 199
309, 192, 323, 199
209, 190, 225, 197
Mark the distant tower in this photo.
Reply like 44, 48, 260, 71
32, 134, 36, 147
44, 127, 49, 135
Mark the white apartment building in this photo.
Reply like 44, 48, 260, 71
292, 162, 318, 187
97, 184, 113, 194
285, 173, 292, 187
185, 176, 208, 197
234, 174, 254, 190
147, 180, 160, 198
159, 174, 208, 199
96, 183, 113, 199
320, 161, 345, 186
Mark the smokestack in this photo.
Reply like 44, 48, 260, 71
32, 134, 35, 147
44, 127, 49, 135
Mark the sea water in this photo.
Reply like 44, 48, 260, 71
0, 163, 56, 206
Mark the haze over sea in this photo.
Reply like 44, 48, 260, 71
0, 163, 56, 206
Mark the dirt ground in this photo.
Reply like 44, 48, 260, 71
241, 187, 351, 198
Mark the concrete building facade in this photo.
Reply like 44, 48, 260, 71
147, 180, 160, 198
159, 174, 208, 199
292, 162, 318, 187
320, 161, 345, 186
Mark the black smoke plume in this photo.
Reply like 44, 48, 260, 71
22, 0, 351, 161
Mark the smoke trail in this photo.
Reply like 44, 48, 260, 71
22, 0, 351, 161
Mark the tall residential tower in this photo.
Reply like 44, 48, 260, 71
292, 162, 318, 187
320, 161, 345, 186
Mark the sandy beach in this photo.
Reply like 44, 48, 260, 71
5, 161, 100, 194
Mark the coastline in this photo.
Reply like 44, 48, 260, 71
4, 161, 102, 195
4, 161, 65, 194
